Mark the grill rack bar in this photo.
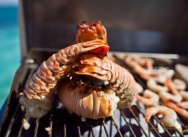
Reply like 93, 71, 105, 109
77, 125, 81, 137
34, 119, 39, 137
128, 107, 148, 137
86, 119, 95, 137
135, 105, 161, 137
49, 114, 53, 137
111, 116, 123, 137
120, 111, 137, 137
132, 106, 162, 137
102, 120, 109, 137
63, 124, 66, 137
18, 123, 24, 137
5, 104, 20, 137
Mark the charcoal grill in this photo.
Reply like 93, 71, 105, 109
1, 0, 188, 137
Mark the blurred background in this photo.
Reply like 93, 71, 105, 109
0, 0, 20, 112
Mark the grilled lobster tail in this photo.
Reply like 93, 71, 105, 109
19, 21, 136, 127
75, 54, 136, 108
58, 79, 120, 119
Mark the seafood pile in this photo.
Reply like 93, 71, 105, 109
19, 21, 136, 129
122, 55, 188, 132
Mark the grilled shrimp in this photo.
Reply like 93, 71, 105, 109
159, 91, 182, 103
58, 79, 120, 119
176, 91, 188, 109
154, 67, 174, 80
19, 21, 110, 119
145, 106, 182, 132
165, 101, 188, 119
172, 79, 186, 91
158, 78, 182, 103
164, 78, 182, 102
125, 55, 154, 79
75, 54, 136, 108
146, 67, 174, 84
136, 89, 159, 107
179, 90, 188, 100
147, 79, 168, 93
177, 101, 188, 109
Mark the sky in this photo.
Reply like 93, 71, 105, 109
0, 0, 18, 6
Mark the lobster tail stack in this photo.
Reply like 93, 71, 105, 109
19, 21, 136, 129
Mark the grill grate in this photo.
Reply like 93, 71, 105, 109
0, 54, 188, 137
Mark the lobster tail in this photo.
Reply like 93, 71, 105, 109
76, 54, 137, 108
58, 79, 119, 119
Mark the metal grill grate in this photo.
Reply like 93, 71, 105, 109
0, 54, 188, 137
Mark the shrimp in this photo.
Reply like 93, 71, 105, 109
176, 102, 188, 109
76, 54, 137, 108
164, 78, 182, 102
172, 79, 186, 91
159, 78, 182, 103
180, 90, 188, 100
145, 106, 182, 132
176, 91, 188, 109
165, 101, 188, 119
150, 74, 167, 84
19, 21, 110, 119
153, 67, 174, 80
124, 55, 140, 68
136, 89, 159, 107
159, 91, 182, 103
125, 55, 154, 79
175, 64, 188, 86
147, 79, 168, 93
142, 67, 172, 84
125, 55, 153, 71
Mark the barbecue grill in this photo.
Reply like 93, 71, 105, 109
1, 0, 188, 137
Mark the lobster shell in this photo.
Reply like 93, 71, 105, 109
58, 79, 119, 119
75, 54, 136, 108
